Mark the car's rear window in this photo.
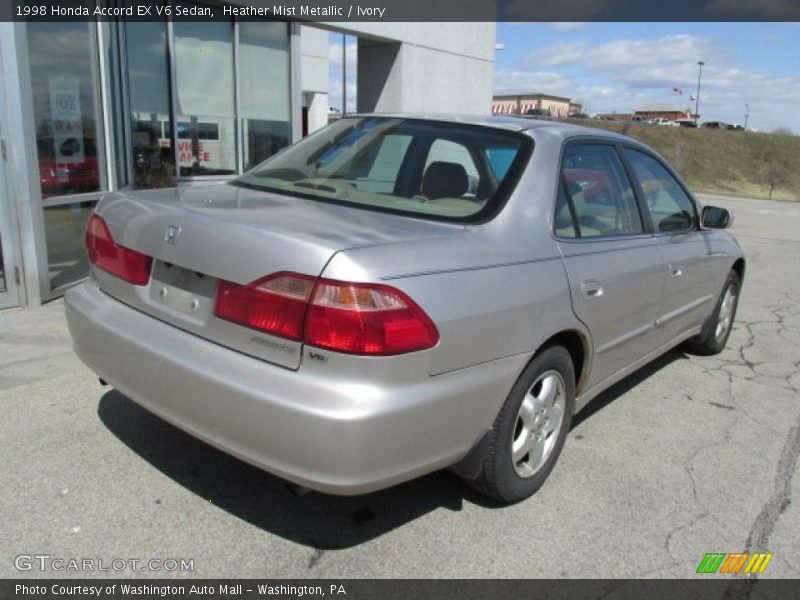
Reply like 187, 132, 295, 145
232, 117, 531, 222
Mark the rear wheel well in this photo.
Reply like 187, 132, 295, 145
732, 258, 745, 283
538, 330, 588, 396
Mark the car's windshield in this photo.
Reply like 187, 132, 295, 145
232, 117, 531, 221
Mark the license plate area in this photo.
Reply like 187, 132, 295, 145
149, 261, 217, 319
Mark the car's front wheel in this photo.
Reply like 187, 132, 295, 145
467, 346, 575, 503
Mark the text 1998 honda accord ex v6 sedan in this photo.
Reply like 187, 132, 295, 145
65, 115, 744, 503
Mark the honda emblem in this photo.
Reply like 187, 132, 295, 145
165, 225, 182, 245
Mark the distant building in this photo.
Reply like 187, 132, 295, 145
634, 104, 693, 121
492, 93, 581, 117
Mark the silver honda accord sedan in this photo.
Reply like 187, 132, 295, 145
65, 115, 744, 503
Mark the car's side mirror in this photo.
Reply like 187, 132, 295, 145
701, 205, 733, 229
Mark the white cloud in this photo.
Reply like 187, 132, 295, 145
328, 40, 358, 71
328, 37, 358, 112
532, 35, 716, 89
499, 33, 799, 131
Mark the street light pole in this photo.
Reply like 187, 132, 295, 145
744, 103, 750, 131
694, 60, 704, 126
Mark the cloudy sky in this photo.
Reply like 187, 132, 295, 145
327, 23, 798, 132
495, 22, 800, 132
328, 34, 358, 113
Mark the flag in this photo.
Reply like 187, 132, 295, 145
672, 87, 684, 95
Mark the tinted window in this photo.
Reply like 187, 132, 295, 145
174, 12, 236, 177
554, 184, 577, 238
240, 20, 291, 170
485, 146, 517, 180
27, 21, 104, 199
425, 139, 480, 195
561, 145, 643, 238
624, 149, 697, 233
235, 117, 528, 221
126, 21, 175, 189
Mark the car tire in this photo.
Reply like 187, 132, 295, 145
685, 269, 741, 356
466, 345, 575, 504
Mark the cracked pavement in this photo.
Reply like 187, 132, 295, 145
0, 193, 798, 578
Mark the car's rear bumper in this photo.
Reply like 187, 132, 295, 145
65, 281, 526, 495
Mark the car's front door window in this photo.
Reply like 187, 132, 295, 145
623, 149, 697, 233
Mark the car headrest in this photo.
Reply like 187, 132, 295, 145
422, 161, 469, 200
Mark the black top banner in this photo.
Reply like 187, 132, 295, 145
2, 0, 800, 22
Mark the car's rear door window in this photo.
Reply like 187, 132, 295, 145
623, 148, 697, 233
560, 144, 643, 238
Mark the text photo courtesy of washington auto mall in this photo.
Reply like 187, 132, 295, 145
0, 0, 799, 598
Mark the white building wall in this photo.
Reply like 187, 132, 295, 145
300, 26, 330, 134
304, 92, 329, 133
321, 22, 495, 115
300, 25, 329, 93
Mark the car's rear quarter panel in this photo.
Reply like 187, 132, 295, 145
323, 235, 580, 376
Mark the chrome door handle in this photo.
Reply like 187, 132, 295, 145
580, 279, 604, 300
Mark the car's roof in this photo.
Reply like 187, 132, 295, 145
342, 113, 633, 142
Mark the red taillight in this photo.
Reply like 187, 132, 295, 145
214, 273, 315, 341
213, 273, 439, 356
85, 214, 152, 286
304, 279, 439, 355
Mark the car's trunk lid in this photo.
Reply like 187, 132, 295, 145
93, 183, 460, 369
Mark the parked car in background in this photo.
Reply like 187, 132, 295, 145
38, 137, 101, 198
66, 115, 744, 504
525, 108, 551, 117
676, 119, 698, 128
702, 121, 729, 129
649, 118, 679, 126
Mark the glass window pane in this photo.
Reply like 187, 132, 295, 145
623, 149, 697, 233
240, 21, 291, 170
174, 9, 236, 176
43, 200, 96, 290
26, 22, 104, 198
562, 144, 643, 238
126, 21, 175, 189
554, 184, 577, 238
235, 117, 528, 222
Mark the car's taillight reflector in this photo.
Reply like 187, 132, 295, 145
304, 280, 439, 355
213, 272, 439, 356
85, 214, 152, 286
214, 273, 315, 341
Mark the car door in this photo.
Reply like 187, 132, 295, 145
621, 148, 720, 344
555, 142, 664, 388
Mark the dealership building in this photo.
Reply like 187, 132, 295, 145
491, 93, 582, 118
0, 12, 494, 308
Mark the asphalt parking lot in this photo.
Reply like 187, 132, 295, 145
1, 193, 798, 579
